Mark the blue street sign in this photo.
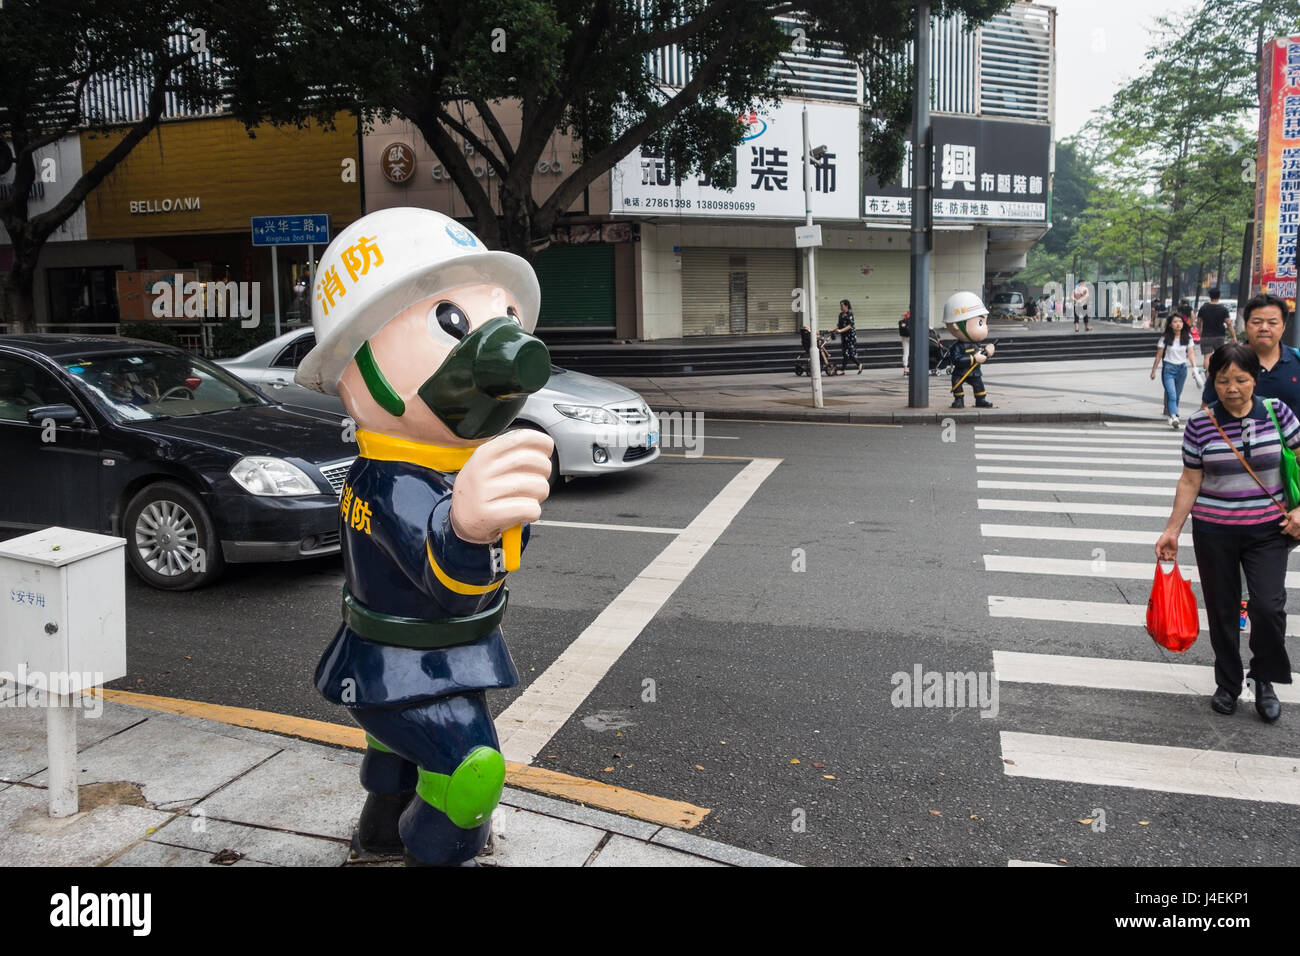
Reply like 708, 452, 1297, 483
251, 214, 330, 246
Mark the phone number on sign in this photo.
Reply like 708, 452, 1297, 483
698, 199, 756, 211
644, 198, 692, 208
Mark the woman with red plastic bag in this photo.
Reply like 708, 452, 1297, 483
1155, 341, 1300, 722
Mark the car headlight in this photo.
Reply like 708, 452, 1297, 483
554, 403, 619, 425
229, 457, 320, 496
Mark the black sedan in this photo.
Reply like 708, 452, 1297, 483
0, 335, 354, 590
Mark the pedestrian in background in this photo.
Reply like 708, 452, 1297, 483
1156, 341, 1300, 722
1151, 310, 1198, 429
1197, 288, 1233, 371
832, 299, 862, 374
1200, 293, 1300, 419
899, 308, 910, 376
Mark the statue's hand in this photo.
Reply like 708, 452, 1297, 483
450, 429, 554, 545
983, 342, 995, 357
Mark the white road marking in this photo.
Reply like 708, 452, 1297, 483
978, 499, 1169, 517
978, 480, 1175, 497
495, 458, 782, 765
976, 453, 1180, 466
987, 594, 1300, 636
533, 519, 685, 535
1102, 421, 1181, 428
1000, 732, 1300, 805
974, 432, 1184, 446
975, 444, 1183, 456
983, 554, 1300, 585
981, 523, 1183, 545
975, 425, 1179, 438
1007, 860, 1061, 867
992, 650, 1300, 703
978, 466, 1182, 479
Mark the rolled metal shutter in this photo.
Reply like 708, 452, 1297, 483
534, 243, 616, 331
682, 248, 798, 335
813, 249, 909, 330
681, 249, 731, 336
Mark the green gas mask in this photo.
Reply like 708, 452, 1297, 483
355, 316, 551, 440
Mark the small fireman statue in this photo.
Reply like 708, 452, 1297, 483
943, 291, 996, 409
296, 208, 554, 866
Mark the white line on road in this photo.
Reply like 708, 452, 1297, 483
975, 444, 1183, 456
975, 426, 1180, 438
978, 480, 1176, 497
975, 453, 1180, 466
977, 499, 1169, 517
992, 650, 1300, 702
999, 731, 1300, 805
983, 554, 1300, 586
495, 458, 782, 765
532, 519, 685, 535
978, 466, 1182, 479
987, 594, 1300, 636
974, 431, 1184, 446
980, 523, 1183, 545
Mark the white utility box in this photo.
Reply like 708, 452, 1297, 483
0, 527, 126, 818
0, 527, 126, 688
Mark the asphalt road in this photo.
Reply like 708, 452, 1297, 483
112, 415, 1300, 867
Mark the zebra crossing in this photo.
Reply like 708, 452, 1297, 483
974, 423, 1300, 814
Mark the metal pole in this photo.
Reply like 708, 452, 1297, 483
47, 694, 78, 817
804, 106, 823, 408
908, 0, 932, 405
272, 245, 281, 338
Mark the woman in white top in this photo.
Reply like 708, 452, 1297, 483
1150, 310, 1199, 428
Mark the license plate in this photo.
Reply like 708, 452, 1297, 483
646, 432, 658, 448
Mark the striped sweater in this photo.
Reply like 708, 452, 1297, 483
1182, 398, 1300, 530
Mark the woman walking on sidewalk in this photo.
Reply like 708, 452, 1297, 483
832, 299, 862, 374
899, 308, 911, 375
1151, 311, 1198, 428
1155, 342, 1300, 722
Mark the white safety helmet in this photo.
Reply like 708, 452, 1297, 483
295, 207, 541, 395
942, 291, 989, 327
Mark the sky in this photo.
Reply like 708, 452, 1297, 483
1047, 0, 1205, 138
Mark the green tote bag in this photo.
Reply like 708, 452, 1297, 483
1265, 398, 1300, 510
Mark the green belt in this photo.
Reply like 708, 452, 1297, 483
342, 587, 507, 649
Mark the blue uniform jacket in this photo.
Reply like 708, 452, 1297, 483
315, 432, 526, 707
947, 341, 983, 378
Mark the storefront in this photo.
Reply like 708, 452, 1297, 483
70, 113, 362, 344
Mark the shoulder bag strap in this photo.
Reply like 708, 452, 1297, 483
1205, 406, 1287, 515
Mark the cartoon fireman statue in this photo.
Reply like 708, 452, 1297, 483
296, 208, 554, 866
942, 291, 996, 409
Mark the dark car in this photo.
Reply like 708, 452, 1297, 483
0, 335, 354, 590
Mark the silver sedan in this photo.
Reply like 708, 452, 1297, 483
217, 327, 661, 488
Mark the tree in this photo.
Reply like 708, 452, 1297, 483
0, 0, 223, 332
205, 0, 1010, 263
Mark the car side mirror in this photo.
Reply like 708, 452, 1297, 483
26, 404, 85, 427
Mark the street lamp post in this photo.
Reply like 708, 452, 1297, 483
803, 106, 825, 409
907, 0, 932, 404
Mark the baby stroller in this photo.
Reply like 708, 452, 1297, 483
794, 326, 836, 376
928, 328, 953, 377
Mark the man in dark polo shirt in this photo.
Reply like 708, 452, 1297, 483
1201, 293, 1300, 418
1196, 288, 1234, 371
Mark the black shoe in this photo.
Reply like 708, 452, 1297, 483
1255, 680, 1281, 723
950, 397, 965, 408
1211, 687, 1238, 715
975, 399, 995, 408
354, 790, 413, 855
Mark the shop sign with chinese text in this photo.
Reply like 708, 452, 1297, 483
1252, 35, 1300, 303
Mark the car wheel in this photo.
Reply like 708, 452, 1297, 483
509, 422, 561, 492
123, 481, 224, 590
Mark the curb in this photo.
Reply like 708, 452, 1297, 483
666, 406, 1160, 426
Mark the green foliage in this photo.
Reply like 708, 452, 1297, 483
118, 322, 180, 346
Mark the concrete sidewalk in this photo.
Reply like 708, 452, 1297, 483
0, 693, 794, 868
614, 356, 1198, 425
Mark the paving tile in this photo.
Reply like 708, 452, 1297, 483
587, 834, 726, 867
650, 828, 798, 867
192, 748, 364, 840
499, 787, 660, 841
27, 717, 277, 807
480, 806, 606, 867
110, 841, 271, 867
148, 814, 350, 866
0, 702, 144, 781
0, 785, 173, 866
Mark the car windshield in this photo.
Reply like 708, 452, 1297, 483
59, 350, 268, 422
992, 294, 1019, 304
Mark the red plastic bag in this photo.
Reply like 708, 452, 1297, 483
1146, 561, 1199, 652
